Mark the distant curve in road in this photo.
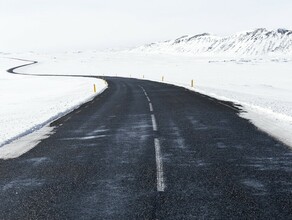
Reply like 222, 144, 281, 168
0, 60, 291, 219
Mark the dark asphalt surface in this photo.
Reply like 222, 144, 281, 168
0, 76, 292, 219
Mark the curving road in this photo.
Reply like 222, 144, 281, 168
0, 62, 292, 219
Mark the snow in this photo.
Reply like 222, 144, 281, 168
0, 125, 55, 160
131, 28, 292, 57
11, 50, 292, 148
0, 57, 107, 158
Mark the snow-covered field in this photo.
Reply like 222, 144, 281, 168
12, 51, 292, 148
0, 57, 107, 157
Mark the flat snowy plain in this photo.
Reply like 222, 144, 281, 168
1, 50, 291, 159
0, 56, 107, 158
15, 51, 292, 148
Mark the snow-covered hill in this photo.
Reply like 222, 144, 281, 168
132, 28, 292, 57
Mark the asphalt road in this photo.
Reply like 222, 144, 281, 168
0, 76, 292, 219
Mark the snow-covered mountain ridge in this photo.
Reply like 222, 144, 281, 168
132, 28, 292, 57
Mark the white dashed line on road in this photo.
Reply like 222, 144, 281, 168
154, 138, 165, 192
140, 85, 165, 192
139, 85, 151, 102
151, 114, 158, 131
149, 103, 153, 112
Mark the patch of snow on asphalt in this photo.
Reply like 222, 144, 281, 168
0, 125, 55, 160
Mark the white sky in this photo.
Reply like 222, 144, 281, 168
1, 0, 292, 52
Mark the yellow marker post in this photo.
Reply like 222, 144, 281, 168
162, 76, 164, 82
143, 75, 144, 79
93, 84, 97, 93
191, 80, 195, 88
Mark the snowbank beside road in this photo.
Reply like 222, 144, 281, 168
0, 57, 107, 151
16, 51, 292, 148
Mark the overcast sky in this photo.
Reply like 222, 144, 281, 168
1, 0, 292, 52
